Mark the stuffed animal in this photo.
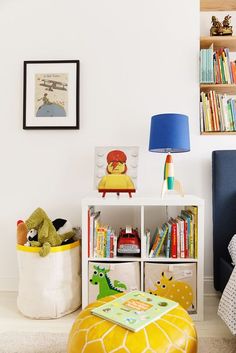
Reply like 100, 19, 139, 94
53, 218, 73, 235
24, 229, 38, 246
25, 208, 75, 257
52, 218, 75, 245
17, 220, 28, 245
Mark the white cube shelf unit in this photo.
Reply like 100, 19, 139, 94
82, 194, 204, 320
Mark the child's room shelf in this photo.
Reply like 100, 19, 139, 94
88, 257, 142, 262
200, 83, 236, 94
142, 257, 199, 263
200, 36, 236, 51
88, 257, 198, 263
82, 194, 204, 321
201, 131, 236, 135
200, 0, 236, 11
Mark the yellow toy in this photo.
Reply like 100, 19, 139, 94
98, 150, 135, 197
148, 272, 193, 310
67, 293, 197, 353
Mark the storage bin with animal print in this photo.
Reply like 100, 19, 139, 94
144, 262, 197, 313
88, 261, 140, 303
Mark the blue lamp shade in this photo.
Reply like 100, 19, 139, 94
149, 113, 190, 153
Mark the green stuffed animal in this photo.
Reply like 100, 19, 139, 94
25, 207, 75, 257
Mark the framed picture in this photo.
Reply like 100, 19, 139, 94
94, 146, 139, 197
23, 60, 79, 129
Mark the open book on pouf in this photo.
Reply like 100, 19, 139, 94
91, 290, 178, 332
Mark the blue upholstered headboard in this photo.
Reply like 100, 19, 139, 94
212, 150, 235, 292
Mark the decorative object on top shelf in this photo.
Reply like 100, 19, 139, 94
23, 60, 79, 129
117, 226, 141, 256
95, 146, 139, 198
149, 113, 190, 198
201, 0, 236, 12
210, 15, 233, 36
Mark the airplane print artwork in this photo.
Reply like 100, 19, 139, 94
39, 79, 68, 91
35, 73, 68, 118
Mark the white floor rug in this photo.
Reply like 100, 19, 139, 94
0, 332, 67, 353
0, 332, 236, 353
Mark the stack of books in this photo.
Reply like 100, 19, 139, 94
145, 206, 198, 259
200, 46, 236, 84
200, 46, 214, 83
88, 207, 117, 258
200, 91, 236, 132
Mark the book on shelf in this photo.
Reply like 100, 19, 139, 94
185, 206, 198, 258
152, 223, 168, 258
200, 46, 214, 83
88, 208, 118, 259
200, 90, 236, 132
147, 207, 197, 259
144, 229, 151, 257
88, 206, 98, 257
200, 46, 236, 85
176, 217, 185, 259
94, 225, 117, 259
149, 227, 160, 258
171, 218, 178, 258
164, 222, 172, 258
90, 211, 101, 258
91, 290, 178, 332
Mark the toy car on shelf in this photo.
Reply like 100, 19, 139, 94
117, 226, 141, 256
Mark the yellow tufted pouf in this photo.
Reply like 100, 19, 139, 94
68, 294, 197, 353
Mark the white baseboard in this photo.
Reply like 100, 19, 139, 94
1, 276, 218, 296
0, 277, 18, 292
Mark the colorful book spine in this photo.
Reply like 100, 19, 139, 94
149, 228, 160, 258
181, 211, 191, 258
110, 233, 114, 258
186, 206, 198, 259
105, 227, 110, 257
165, 222, 172, 258
171, 222, 177, 258
113, 235, 117, 257
145, 230, 151, 257
224, 48, 233, 83
153, 224, 168, 257
177, 217, 185, 258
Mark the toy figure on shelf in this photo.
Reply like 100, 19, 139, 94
117, 226, 141, 256
210, 14, 233, 36
97, 149, 136, 197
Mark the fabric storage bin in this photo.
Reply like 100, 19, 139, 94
17, 240, 81, 319
145, 262, 197, 313
88, 261, 140, 303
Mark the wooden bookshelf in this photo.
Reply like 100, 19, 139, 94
200, 83, 236, 94
200, 0, 236, 11
200, 36, 236, 51
201, 131, 236, 135
200, 3, 236, 134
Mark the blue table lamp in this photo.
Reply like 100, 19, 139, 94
149, 113, 190, 198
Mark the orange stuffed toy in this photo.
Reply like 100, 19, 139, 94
17, 220, 27, 245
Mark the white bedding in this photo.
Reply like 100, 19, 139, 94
218, 234, 236, 335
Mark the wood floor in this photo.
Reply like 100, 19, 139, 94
0, 292, 234, 338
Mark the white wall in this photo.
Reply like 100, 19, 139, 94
0, 0, 233, 292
